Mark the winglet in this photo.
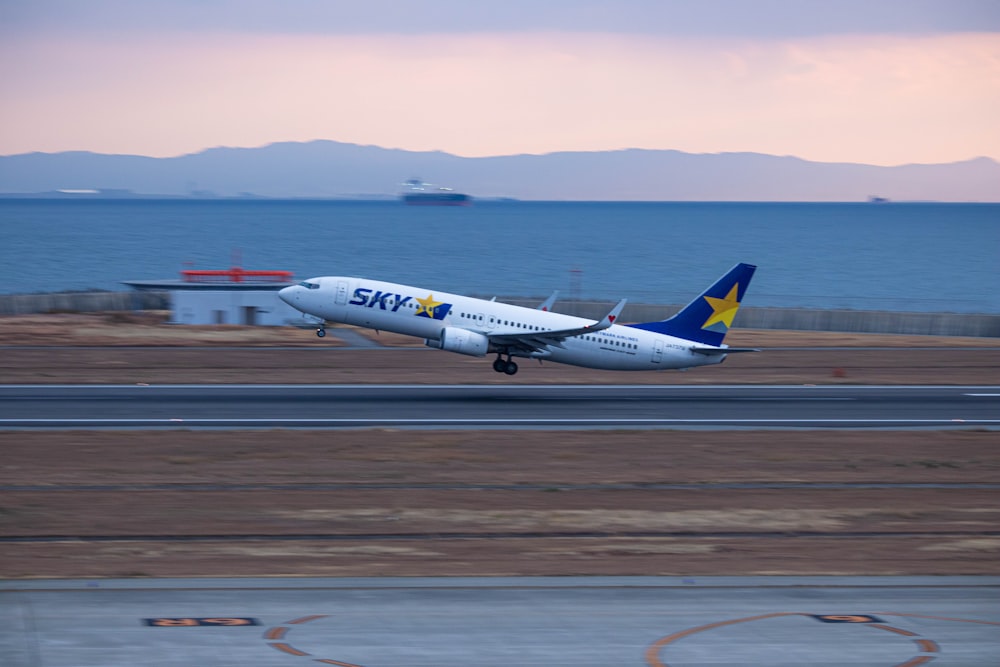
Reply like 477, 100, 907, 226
537, 290, 559, 311
590, 298, 627, 331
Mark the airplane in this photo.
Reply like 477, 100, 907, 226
278, 263, 757, 375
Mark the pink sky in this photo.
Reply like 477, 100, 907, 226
1, 2, 998, 165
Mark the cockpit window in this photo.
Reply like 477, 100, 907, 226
298, 281, 320, 290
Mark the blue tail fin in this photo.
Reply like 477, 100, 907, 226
627, 263, 756, 346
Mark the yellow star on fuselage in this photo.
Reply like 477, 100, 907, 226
415, 293, 444, 318
702, 284, 741, 329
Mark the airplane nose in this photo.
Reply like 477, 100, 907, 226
278, 285, 296, 305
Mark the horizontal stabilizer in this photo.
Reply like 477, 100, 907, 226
690, 346, 760, 356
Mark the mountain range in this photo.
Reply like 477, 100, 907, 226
1, 141, 998, 201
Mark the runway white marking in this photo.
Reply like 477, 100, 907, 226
4, 384, 1000, 390
3, 418, 999, 425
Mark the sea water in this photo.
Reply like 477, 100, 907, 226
0, 199, 997, 313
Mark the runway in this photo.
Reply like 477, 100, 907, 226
3, 576, 998, 667
0, 384, 998, 429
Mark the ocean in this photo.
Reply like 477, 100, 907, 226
0, 199, 997, 313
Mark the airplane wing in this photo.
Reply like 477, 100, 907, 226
488, 299, 627, 354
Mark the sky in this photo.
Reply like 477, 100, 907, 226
1, 0, 999, 166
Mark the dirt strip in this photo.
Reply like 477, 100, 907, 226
0, 313, 998, 578
2, 312, 999, 385
2, 429, 998, 578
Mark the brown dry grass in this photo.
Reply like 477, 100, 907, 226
2, 429, 998, 578
0, 313, 998, 578
1, 312, 998, 385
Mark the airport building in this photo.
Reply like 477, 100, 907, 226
123, 266, 303, 326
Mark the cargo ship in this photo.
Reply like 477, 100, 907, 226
400, 179, 471, 206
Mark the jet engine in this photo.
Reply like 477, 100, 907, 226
425, 327, 490, 357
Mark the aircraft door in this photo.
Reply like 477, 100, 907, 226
335, 280, 349, 305
652, 339, 663, 363
486, 314, 497, 330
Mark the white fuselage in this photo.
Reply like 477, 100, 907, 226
279, 277, 726, 371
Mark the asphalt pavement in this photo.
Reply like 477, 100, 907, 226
1, 384, 998, 429
3, 576, 999, 667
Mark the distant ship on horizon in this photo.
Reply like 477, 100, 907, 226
400, 178, 472, 206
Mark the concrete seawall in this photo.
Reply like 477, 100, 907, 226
0, 291, 168, 316
1, 291, 997, 338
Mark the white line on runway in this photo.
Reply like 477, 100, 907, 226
2, 418, 999, 425
3, 384, 1000, 390
736, 398, 854, 401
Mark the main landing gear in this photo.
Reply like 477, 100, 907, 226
493, 354, 518, 375
316, 326, 326, 338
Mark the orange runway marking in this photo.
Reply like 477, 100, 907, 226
893, 657, 936, 667
869, 624, 919, 637
818, 615, 878, 623
647, 613, 967, 667
288, 614, 329, 624
645, 612, 801, 667
265, 614, 365, 665
868, 620, 944, 666
268, 642, 311, 656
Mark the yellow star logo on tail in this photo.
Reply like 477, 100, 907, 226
702, 284, 741, 329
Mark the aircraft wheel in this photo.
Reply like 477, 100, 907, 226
493, 357, 507, 373
316, 327, 326, 338
503, 360, 519, 375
